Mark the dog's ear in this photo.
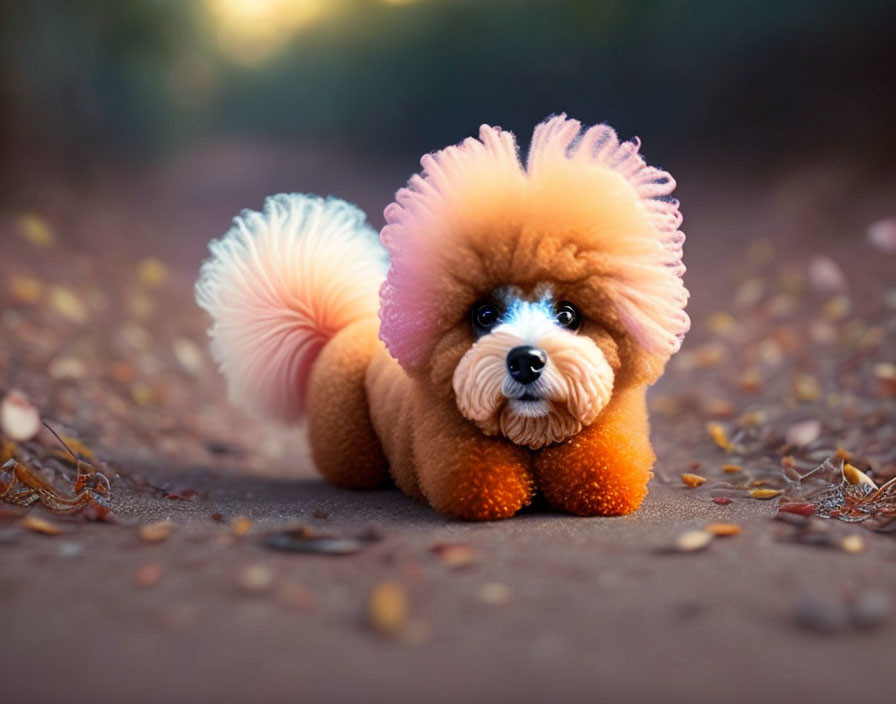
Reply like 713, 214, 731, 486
379, 123, 527, 373
379, 115, 690, 381
525, 116, 689, 381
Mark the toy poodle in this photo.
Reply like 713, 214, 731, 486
196, 114, 689, 520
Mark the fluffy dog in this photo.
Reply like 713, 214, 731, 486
196, 115, 689, 520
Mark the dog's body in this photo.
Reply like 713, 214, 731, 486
197, 115, 689, 520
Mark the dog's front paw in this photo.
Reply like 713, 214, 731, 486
412, 400, 535, 520
425, 448, 535, 521
533, 388, 655, 516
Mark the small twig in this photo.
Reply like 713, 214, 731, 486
41, 420, 79, 463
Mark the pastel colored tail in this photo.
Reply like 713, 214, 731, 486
196, 193, 388, 424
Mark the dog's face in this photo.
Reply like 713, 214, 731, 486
450, 284, 617, 449
379, 117, 689, 448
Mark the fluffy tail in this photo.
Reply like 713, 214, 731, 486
196, 193, 388, 424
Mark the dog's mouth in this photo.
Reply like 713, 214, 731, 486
506, 393, 550, 418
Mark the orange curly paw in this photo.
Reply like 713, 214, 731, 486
533, 387, 654, 516
427, 447, 535, 521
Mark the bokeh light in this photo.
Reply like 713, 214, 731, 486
202, 0, 337, 65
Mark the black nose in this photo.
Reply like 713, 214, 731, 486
506, 345, 547, 384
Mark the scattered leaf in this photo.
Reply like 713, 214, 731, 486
231, 516, 252, 536
681, 473, 707, 488
807, 255, 847, 292
134, 562, 163, 588
840, 534, 867, 554
778, 502, 816, 517
276, 581, 316, 610
139, 520, 176, 543
172, 337, 204, 376
705, 522, 741, 537
712, 497, 732, 506
793, 375, 822, 402
707, 311, 738, 337
0, 390, 41, 441
0, 439, 15, 464
722, 464, 742, 474
867, 216, 896, 254
368, 581, 408, 635
785, 419, 821, 448
842, 463, 877, 489
673, 530, 713, 552
706, 422, 734, 452
49, 286, 89, 324
478, 581, 513, 605
21, 514, 62, 535
431, 543, 476, 569
821, 295, 850, 321
47, 357, 87, 380
238, 564, 275, 592
18, 212, 55, 247
8, 275, 44, 304
137, 257, 169, 287
749, 489, 782, 499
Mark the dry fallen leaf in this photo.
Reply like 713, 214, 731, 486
47, 357, 87, 380
793, 375, 822, 402
18, 212, 55, 247
49, 286, 89, 324
231, 516, 252, 536
1, 390, 42, 442
821, 296, 850, 321
681, 473, 707, 488
706, 422, 734, 452
722, 464, 742, 474
674, 530, 713, 552
785, 419, 821, 448
276, 582, 316, 610
368, 581, 408, 635
172, 337, 205, 376
867, 216, 896, 254
134, 562, 163, 588
21, 514, 62, 535
8, 275, 44, 304
707, 311, 738, 338
0, 438, 15, 464
841, 534, 867, 554
807, 255, 848, 293
139, 520, 176, 543
478, 582, 513, 605
706, 522, 741, 537
843, 464, 878, 489
431, 543, 476, 569
749, 489, 782, 500
238, 564, 275, 592
137, 257, 169, 287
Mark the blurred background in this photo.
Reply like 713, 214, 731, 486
3, 0, 895, 193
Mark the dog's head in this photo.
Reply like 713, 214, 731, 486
379, 115, 689, 449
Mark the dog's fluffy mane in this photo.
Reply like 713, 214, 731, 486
379, 114, 689, 382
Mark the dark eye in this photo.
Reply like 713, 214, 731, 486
555, 301, 581, 330
471, 302, 501, 337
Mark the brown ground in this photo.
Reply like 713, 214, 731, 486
1, 144, 895, 703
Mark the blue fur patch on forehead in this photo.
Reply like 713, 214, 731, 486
500, 292, 555, 326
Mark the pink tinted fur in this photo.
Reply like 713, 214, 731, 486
379, 114, 690, 373
196, 194, 386, 424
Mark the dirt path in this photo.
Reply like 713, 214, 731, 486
1, 144, 895, 703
